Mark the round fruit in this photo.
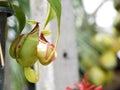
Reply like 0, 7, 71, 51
110, 38, 120, 53
92, 33, 112, 53
88, 67, 106, 86
99, 51, 117, 70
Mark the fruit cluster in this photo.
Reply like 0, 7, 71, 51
80, 0, 120, 86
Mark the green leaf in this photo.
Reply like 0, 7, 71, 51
43, 5, 56, 29
47, 0, 61, 29
16, 0, 30, 18
13, 5, 26, 35
0, 1, 26, 35
0, 1, 11, 7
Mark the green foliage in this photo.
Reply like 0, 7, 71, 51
13, 5, 26, 34
47, 0, 61, 29
10, 0, 30, 17
43, 5, 56, 29
0, 1, 26, 35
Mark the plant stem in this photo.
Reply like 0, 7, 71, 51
92, 0, 110, 16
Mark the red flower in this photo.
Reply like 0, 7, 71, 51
66, 78, 102, 90
66, 86, 73, 90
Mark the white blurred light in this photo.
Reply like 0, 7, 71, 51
8, 29, 16, 40
96, 1, 116, 28
83, 0, 104, 14
117, 50, 120, 59
83, 0, 116, 28
7, 16, 16, 27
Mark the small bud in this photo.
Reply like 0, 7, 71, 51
36, 34, 57, 65
41, 30, 52, 36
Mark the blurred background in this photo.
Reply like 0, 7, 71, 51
3, 0, 120, 90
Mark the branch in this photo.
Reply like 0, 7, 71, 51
92, 0, 110, 16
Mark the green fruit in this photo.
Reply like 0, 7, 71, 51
88, 67, 106, 86
100, 51, 117, 70
110, 38, 120, 53
24, 67, 39, 83
95, 33, 112, 47
92, 33, 113, 53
